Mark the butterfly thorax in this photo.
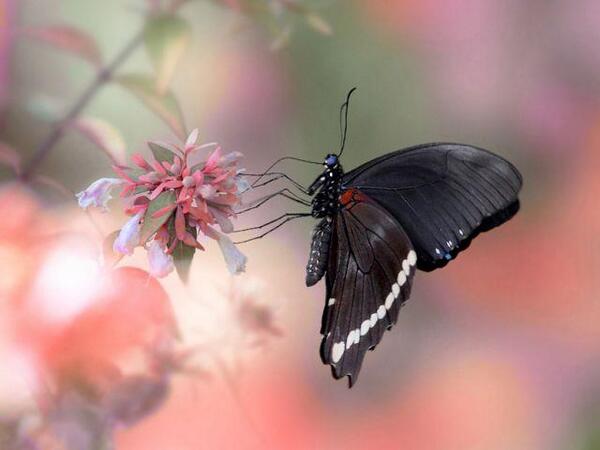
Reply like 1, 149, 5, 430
309, 164, 344, 218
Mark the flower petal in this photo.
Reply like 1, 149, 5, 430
219, 151, 244, 167
204, 147, 222, 172
209, 206, 234, 233
235, 175, 251, 195
174, 205, 187, 241
113, 212, 143, 255
148, 240, 174, 278
76, 177, 124, 210
185, 128, 200, 150
208, 227, 247, 275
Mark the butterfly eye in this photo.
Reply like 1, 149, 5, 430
325, 154, 338, 167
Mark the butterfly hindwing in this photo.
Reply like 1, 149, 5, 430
343, 143, 522, 271
320, 190, 416, 386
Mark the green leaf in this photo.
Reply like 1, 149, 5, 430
116, 74, 186, 139
172, 231, 196, 282
304, 12, 333, 36
148, 141, 175, 164
71, 117, 127, 165
144, 14, 191, 94
140, 191, 177, 243
24, 25, 103, 66
26, 94, 65, 122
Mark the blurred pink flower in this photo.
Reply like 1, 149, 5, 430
104, 374, 170, 428
227, 277, 282, 346
236, 293, 282, 343
0, 185, 183, 446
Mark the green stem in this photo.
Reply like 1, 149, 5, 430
20, 29, 145, 181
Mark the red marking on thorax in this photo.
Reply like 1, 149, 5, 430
340, 188, 368, 206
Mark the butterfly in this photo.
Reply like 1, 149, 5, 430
302, 90, 523, 386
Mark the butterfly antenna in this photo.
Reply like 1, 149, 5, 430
338, 87, 357, 157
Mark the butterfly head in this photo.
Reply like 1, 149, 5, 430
324, 154, 339, 168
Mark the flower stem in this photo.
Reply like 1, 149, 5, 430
20, 29, 145, 181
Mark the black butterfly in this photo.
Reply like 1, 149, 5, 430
303, 90, 522, 386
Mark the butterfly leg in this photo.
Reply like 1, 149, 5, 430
233, 213, 311, 244
245, 172, 310, 195
237, 188, 311, 215
232, 212, 309, 233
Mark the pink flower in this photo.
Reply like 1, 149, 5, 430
75, 177, 123, 211
109, 129, 248, 276
147, 239, 174, 278
113, 211, 143, 255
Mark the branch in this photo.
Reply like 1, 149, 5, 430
20, 29, 145, 180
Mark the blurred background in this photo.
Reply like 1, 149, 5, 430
1, 0, 599, 449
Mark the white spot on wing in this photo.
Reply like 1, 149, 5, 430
346, 329, 360, 349
385, 292, 395, 309
408, 250, 417, 266
402, 259, 410, 275
377, 305, 386, 319
346, 332, 354, 349
360, 320, 370, 336
332, 342, 344, 363
398, 270, 407, 286
392, 283, 400, 298
370, 313, 378, 327
328, 298, 335, 306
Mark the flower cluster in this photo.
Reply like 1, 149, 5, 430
77, 129, 249, 278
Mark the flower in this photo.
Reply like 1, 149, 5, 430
113, 211, 143, 255
75, 177, 123, 210
105, 129, 248, 278
75, 129, 249, 278
147, 239, 174, 278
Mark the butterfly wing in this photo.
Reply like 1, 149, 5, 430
343, 143, 522, 271
320, 190, 416, 386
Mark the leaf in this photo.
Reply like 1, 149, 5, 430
304, 12, 333, 36
71, 117, 127, 165
23, 25, 103, 66
144, 14, 191, 94
26, 95, 65, 122
140, 191, 177, 243
103, 230, 124, 268
148, 141, 176, 164
270, 26, 292, 52
116, 74, 186, 139
0, 142, 21, 174
32, 175, 73, 199
172, 228, 196, 282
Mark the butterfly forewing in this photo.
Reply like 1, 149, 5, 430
343, 143, 522, 271
320, 190, 416, 385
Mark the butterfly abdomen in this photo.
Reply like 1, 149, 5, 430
306, 217, 333, 287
